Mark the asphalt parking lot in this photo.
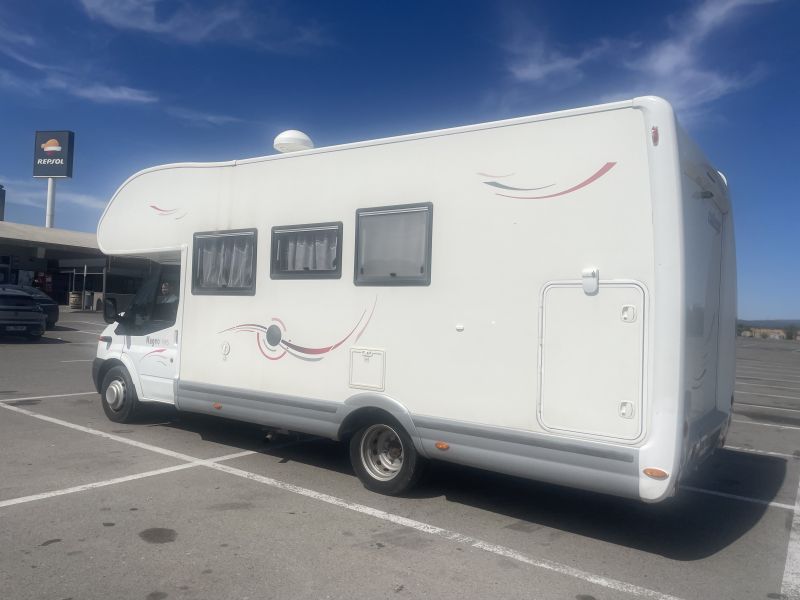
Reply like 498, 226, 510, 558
2, 312, 800, 600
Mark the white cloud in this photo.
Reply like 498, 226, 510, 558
0, 177, 106, 211
46, 78, 159, 104
504, 0, 776, 114
166, 106, 243, 126
0, 20, 36, 47
508, 38, 617, 86
0, 30, 159, 105
77, 0, 330, 50
79, 0, 243, 43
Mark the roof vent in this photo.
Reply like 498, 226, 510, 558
273, 130, 314, 153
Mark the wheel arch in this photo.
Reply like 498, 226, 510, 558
339, 393, 429, 458
96, 356, 145, 400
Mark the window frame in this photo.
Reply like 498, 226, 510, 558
192, 228, 258, 296
353, 202, 433, 287
270, 221, 343, 280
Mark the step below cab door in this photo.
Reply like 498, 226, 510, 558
539, 282, 646, 441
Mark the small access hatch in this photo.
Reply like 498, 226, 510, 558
349, 348, 386, 391
539, 283, 645, 441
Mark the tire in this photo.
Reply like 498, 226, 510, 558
27, 328, 44, 340
349, 415, 426, 495
100, 365, 140, 423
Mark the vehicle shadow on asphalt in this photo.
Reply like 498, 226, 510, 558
0, 336, 69, 344
140, 408, 355, 476
416, 450, 787, 561
133, 406, 787, 561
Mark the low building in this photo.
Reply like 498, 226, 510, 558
0, 221, 147, 307
749, 328, 787, 340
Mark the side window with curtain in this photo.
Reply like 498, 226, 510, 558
271, 222, 343, 279
192, 229, 257, 295
354, 203, 433, 286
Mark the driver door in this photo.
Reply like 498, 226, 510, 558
121, 263, 182, 403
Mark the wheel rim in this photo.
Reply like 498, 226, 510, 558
105, 378, 126, 411
360, 424, 404, 481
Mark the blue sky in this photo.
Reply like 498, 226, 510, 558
0, 0, 797, 318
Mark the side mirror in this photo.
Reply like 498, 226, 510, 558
103, 298, 118, 324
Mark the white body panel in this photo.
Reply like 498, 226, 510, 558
95, 97, 736, 502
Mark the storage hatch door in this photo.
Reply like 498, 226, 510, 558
539, 283, 645, 441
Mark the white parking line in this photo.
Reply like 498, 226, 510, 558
206, 459, 686, 600
680, 485, 794, 511
0, 402, 199, 461
0, 399, 685, 600
59, 320, 105, 327
725, 445, 798, 460
60, 359, 94, 363
737, 381, 800, 393
782, 478, 800, 598
733, 419, 800, 432
0, 391, 97, 403
0, 464, 196, 509
738, 366, 800, 377
735, 402, 800, 414
736, 390, 800, 401
738, 376, 800, 385
0, 450, 254, 510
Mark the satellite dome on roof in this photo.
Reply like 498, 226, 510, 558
273, 130, 314, 154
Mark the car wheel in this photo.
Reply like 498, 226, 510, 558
349, 415, 426, 495
27, 328, 44, 340
100, 365, 139, 423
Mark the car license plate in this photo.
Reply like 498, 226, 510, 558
6, 326, 26, 331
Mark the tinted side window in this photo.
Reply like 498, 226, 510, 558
193, 229, 257, 295
354, 203, 433, 286
271, 222, 342, 279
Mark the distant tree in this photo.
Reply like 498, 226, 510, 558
760, 332, 769, 339
787, 325, 798, 342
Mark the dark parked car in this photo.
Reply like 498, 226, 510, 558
0, 289, 46, 339
0, 285, 59, 328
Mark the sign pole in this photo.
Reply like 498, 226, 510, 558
45, 177, 56, 228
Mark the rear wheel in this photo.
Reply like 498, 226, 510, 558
27, 327, 43, 340
100, 365, 139, 423
349, 416, 426, 495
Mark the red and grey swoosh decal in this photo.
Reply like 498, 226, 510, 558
483, 162, 617, 199
220, 297, 378, 362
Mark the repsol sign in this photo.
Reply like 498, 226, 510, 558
33, 130, 75, 178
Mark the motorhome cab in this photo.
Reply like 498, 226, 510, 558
93, 96, 736, 502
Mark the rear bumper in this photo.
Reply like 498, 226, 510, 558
1, 321, 45, 335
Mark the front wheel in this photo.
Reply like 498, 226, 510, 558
100, 365, 140, 423
349, 417, 426, 495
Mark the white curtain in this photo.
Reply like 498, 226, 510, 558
198, 235, 254, 288
280, 231, 338, 272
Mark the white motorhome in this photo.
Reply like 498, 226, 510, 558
93, 96, 736, 502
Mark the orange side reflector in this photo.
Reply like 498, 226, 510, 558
643, 468, 669, 480
434, 442, 450, 451
212, 402, 222, 410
